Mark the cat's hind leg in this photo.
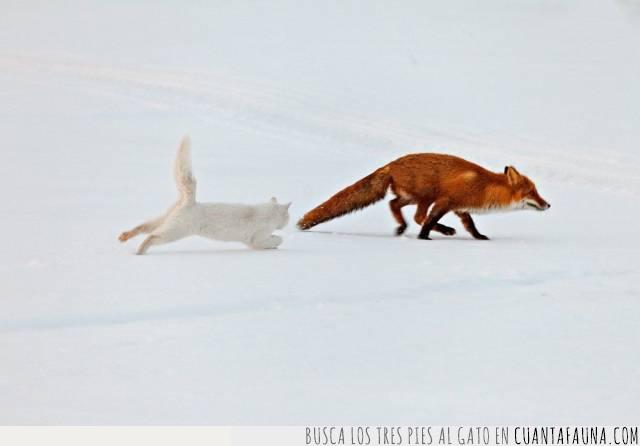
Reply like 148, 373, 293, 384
136, 230, 188, 255
119, 215, 167, 242
136, 221, 190, 255
136, 234, 161, 255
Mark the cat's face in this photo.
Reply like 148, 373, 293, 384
271, 197, 291, 229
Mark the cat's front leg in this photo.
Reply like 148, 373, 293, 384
250, 234, 282, 249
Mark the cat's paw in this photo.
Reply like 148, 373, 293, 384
251, 235, 282, 249
119, 231, 133, 242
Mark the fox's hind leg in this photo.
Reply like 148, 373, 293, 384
119, 215, 167, 243
455, 212, 489, 240
418, 199, 451, 240
414, 201, 455, 236
434, 223, 456, 236
413, 201, 429, 226
390, 197, 411, 235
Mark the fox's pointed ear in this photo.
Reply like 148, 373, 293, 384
271, 197, 277, 203
505, 166, 522, 185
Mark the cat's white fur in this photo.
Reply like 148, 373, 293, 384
119, 137, 291, 255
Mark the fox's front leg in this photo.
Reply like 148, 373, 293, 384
455, 212, 489, 240
119, 215, 166, 243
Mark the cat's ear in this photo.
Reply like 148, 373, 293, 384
271, 197, 277, 203
284, 202, 292, 210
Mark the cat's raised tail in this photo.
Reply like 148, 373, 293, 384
174, 136, 197, 205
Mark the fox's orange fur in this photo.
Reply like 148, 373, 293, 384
297, 153, 550, 240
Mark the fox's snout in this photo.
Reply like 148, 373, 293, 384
523, 186, 550, 211
525, 196, 550, 211
535, 193, 551, 211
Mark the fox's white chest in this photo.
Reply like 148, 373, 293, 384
459, 202, 523, 214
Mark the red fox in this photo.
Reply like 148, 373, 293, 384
297, 153, 550, 240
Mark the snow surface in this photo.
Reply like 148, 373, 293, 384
1, 0, 639, 424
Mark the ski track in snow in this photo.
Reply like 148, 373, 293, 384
1, 261, 632, 335
2, 52, 639, 197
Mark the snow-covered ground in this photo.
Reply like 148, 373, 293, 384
1, 0, 639, 424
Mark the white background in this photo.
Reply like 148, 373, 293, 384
1, 0, 639, 424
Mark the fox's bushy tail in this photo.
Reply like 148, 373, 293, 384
174, 136, 197, 205
297, 166, 391, 230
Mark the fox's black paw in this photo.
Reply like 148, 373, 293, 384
417, 234, 432, 240
395, 225, 407, 236
440, 227, 456, 236
474, 234, 490, 240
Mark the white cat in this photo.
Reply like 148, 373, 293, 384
119, 137, 291, 255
